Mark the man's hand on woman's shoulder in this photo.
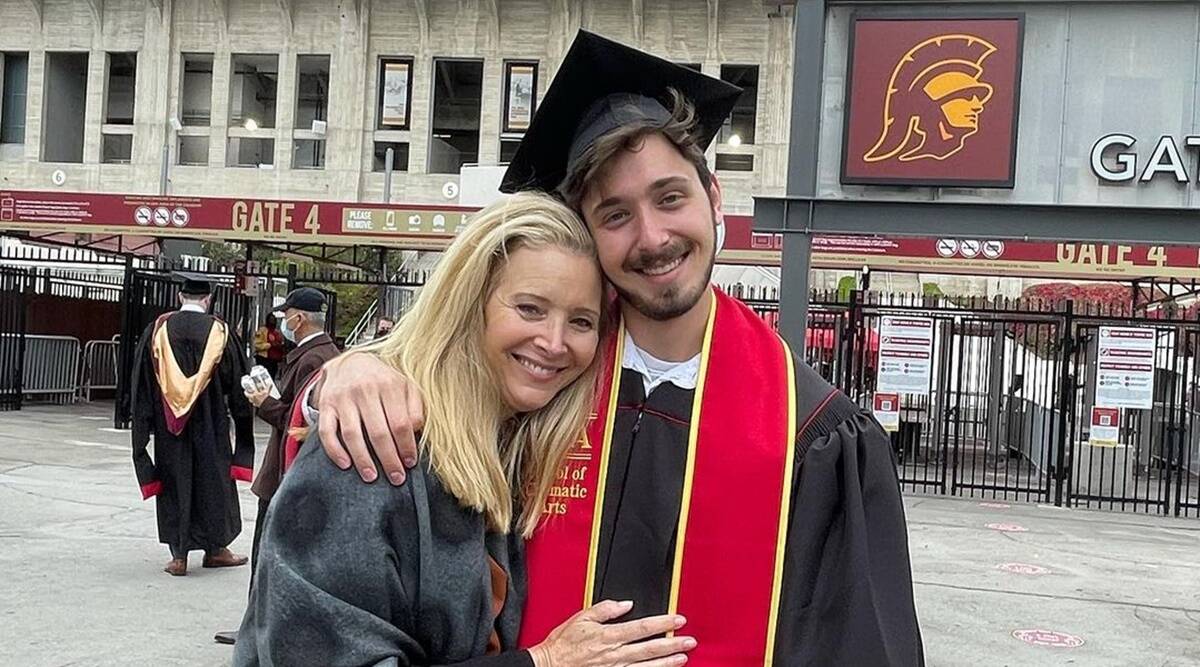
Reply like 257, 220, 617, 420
314, 352, 425, 485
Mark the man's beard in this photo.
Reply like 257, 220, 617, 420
615, 230, 716, 322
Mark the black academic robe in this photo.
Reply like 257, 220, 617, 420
130, 310, 255, 555
236, 440, 533, 667
594, 357, 925, 666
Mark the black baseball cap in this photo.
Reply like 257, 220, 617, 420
279, 287, 327, 313
499, 30, 743, 194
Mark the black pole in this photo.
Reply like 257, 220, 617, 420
115, 254, 136, 428
775, 1, 827, 352
377, 246, 388, 323
1053, 300, 1075, 507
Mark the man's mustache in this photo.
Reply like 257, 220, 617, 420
623, 239, 694, 272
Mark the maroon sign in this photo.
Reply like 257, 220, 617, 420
0, 189, 473, 250
841, 15, 1025, 187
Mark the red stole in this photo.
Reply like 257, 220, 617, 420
518, 288, 797, 665
282, 373, 322, 473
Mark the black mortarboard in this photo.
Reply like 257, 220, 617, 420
279, 287, 327, 313
176, 272, 211, 296
499, 30, 743, 194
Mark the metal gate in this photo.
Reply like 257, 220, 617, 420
0, 267, 30, 411
1065, 314, 1200, 517
730, 289, 1200, 518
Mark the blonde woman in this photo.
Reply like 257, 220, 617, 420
235, 193, 695, 667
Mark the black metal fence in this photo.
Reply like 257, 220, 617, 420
0, 267, 30, 411
729, 288, 1200, 519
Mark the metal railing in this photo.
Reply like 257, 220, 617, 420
78, 338, 120, 402
20, 335, 81, 404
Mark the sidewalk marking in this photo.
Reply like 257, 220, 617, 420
1012, 629, 1084, 648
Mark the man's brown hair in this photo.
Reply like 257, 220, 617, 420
557, 88, 713, 212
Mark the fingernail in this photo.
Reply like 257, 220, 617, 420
389, 471, 405, 485
334, 457, 350, 470
362, 468, 377, 482
402, 457, 417, 468
674, 615, 687, 628
618, 600, 634, 609
682, 637, 697, 649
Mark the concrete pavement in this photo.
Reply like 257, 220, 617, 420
0, 402, 1197, 666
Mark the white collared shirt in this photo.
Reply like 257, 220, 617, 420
179, 304, 206, 313
622, 331, 699, 396
296, 330, 323, 348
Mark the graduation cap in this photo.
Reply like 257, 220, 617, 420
499, 30, 743, 194
175, 272, 212, 296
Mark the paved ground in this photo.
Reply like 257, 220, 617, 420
1, 402, 1197, 666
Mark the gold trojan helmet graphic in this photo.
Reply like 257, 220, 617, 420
863, 34, 997, 163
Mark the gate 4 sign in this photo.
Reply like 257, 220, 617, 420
1096, 327, 1156, 409
1089, 406, 1120, 447
877, 316, 934, 395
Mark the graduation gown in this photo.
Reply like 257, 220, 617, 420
130, 310, 255, 554
591, 359, 924, 665
235, 439, 533, 667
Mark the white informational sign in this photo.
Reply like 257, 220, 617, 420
877, 316, 934, 395
873, 392, 900, 432
381, 61, 411, 128
1096, 326, 1156, 409
1089, 406, 1119, 447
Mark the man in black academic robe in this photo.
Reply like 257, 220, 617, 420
131, 275, 256, 576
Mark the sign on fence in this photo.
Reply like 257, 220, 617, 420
877, 316, 934, 395
1095, 327, 1155, 409
1089, 406, 1120, 447
873, 392, 900, 432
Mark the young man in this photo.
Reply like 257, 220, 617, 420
312, 32, 923, 665
215, 287, 339, 645
130, 274, 255, 577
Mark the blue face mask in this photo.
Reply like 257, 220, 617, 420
281, 314, 297, 343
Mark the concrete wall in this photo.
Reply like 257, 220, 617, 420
817, 2, 1200, 209
0, 0, 794, 214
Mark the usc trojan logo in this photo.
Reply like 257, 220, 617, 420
863, 34, 997, 163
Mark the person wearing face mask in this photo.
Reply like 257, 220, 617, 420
214, 287, 340, 645
374, 315, 395, 340
248, 288, 339, 555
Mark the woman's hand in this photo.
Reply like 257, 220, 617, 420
528, 600, 696, 667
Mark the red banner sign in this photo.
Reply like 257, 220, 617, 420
5, 189, 1198, 282
0, 189, 474, 250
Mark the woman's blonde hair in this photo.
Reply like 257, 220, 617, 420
358, 192, 604, 536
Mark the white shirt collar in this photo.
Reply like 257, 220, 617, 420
621, 330, 700, 395
296, 330, 324, 348
179, 304, 206, 313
